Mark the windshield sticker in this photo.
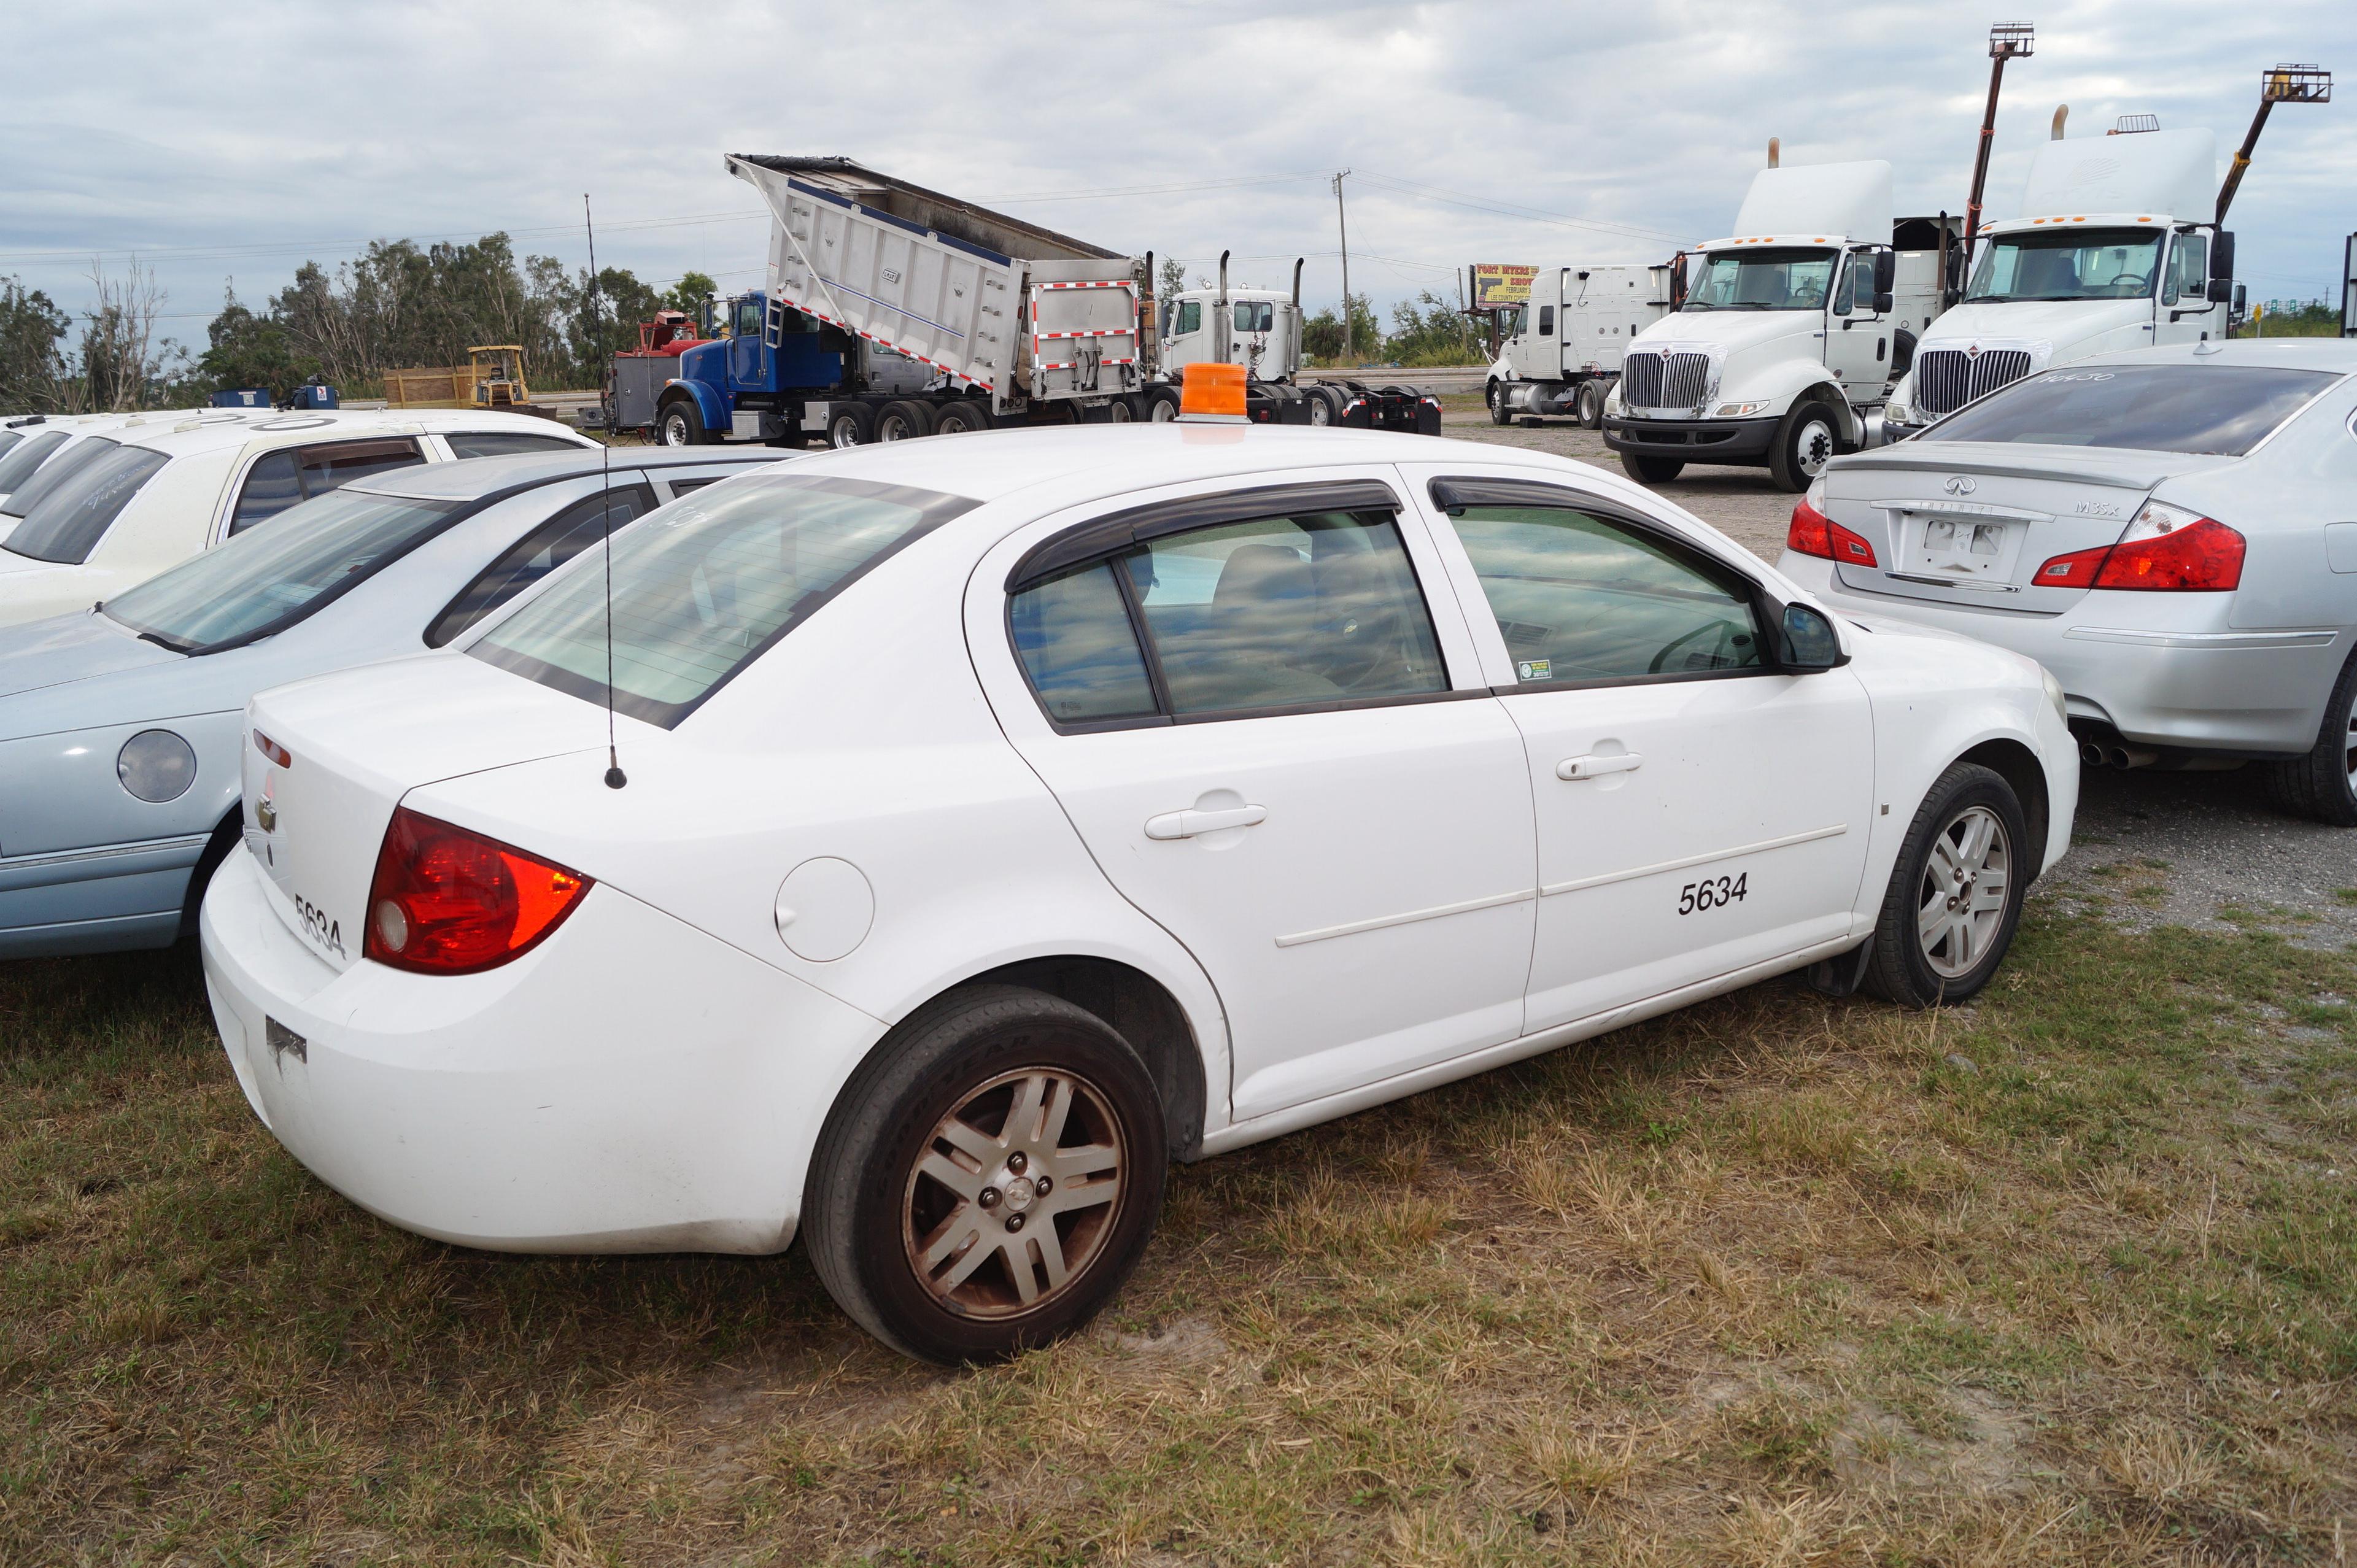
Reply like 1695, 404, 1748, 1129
1518, 659, 1553, 681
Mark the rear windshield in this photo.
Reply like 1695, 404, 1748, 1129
0, 433, 104, 515
470, 473, 973, 727
444, 431, 584, 458
3, 442, 171, 564
103, 489, 465, 653
1920, 363, 2340, 457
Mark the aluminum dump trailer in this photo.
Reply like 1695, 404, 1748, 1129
727, 155, 1149, 419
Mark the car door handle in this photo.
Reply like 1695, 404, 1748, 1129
1144, 804, 1268, 840
1557, 752, 1643, 782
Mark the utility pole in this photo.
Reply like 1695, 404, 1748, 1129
1333, 169, 1354, 360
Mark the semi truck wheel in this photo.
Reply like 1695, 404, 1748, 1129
875, 400, 935, 441
1576, 381, 1605, 429
934, 401, 992, 436
1306, 387, 1339, 427
1619, 452, 1684, 485
1487, 381, 1511, 427
1769, 401, 1841, 493
828, 404, 877, 448
1145, 386, 1182, 422
656, 400, 704, 447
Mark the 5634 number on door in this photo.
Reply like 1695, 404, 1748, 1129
1678, 873, 1747, 915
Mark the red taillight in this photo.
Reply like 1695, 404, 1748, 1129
2033, 516, 2244, 592
362, 806, 590, 975
1786, 498, 1879, 566
254, 730, 291, 768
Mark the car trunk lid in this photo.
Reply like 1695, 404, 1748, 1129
242, 653, 611, 972
1822, 442, 2235, 612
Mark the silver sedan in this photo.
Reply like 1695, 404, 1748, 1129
1778, 339, 2357, 824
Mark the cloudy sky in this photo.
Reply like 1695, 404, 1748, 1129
5, 0, 2351, 350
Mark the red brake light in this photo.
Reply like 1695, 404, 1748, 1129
2033, 515, 2243, 593
1786, 497, 1879, 566
362, 806, 590, 975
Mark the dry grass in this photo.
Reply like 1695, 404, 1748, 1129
4, 882, 2355, 1564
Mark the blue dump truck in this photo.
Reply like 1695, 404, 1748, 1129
650, 155, 1437, 448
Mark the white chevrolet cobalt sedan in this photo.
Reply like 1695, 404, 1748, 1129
201, 424, 2077, 1362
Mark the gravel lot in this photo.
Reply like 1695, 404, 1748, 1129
1441, 404, 2357, 948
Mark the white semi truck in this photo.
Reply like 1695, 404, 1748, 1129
1153, 253, 1440, 431
1483, 263, 1677, 428
1880, 125, 2236, 438
1603, 160, 1952, 492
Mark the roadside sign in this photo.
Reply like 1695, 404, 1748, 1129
1471, 265, 1538, 308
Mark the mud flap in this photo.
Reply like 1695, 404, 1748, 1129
1805, 939, 1875, 998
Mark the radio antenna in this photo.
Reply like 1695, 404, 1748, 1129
586, 193, 626, 789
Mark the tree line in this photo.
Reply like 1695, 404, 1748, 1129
0, 239, 720, 414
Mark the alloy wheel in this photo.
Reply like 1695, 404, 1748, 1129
1916, 804, 2011, 980
902, 1067, 1127, 1318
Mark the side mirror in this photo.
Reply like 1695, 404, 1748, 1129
1670, 252, 1690, 309
1778, 603, 1848, 671
2232, 282, 2248, 317
1873, 249, 1897, 295
1873, 290, 1895, 314
2207, 277, 2234, 304
2210, 230, 2235, 285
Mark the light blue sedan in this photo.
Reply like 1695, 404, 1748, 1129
0, 446, 788, 958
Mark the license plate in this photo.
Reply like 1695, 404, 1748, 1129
1906, 514, 2021, 584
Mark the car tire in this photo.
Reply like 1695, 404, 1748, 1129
875, 400, 935, 442
1575, 381, 1606, 429
934, 400, 992, 436
827, 404, 877, 448
1769, 400, 1841, 493
1618, 452, 1684, 485
2261, 646, 2357, 826
1487, 381, 1512, 426
803, 984, 1168, 1365
656, 399, 704, 447
1864, 762, 2030, 1008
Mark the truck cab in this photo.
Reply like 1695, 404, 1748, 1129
1159, 285, 1304, 386
657, 291, 850, 444
1883, 126, 2233, 438
1485, 263, 1676, 428
1604, 160, 1948, 492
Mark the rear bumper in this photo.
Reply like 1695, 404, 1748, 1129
199, 848, 887, 1255
1782, 554, 2349, 754
1603, 414, 1777, 463
0, 832, 207, 958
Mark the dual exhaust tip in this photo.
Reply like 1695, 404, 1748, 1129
2080, 738, 2159, 770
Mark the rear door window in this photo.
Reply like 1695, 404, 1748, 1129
443, 431, 586, 458
1922, 363, 2338, 456
425, 484, 656, 647
2, 443, 171, 564
1006, 491, 1450, 725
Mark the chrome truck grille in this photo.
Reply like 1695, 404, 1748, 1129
1914, 348, 2033, 415
1620, 350, 1711, 409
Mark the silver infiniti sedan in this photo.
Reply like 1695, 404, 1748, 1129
1778, 340, 2357, 824
0, 446, 786, 959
